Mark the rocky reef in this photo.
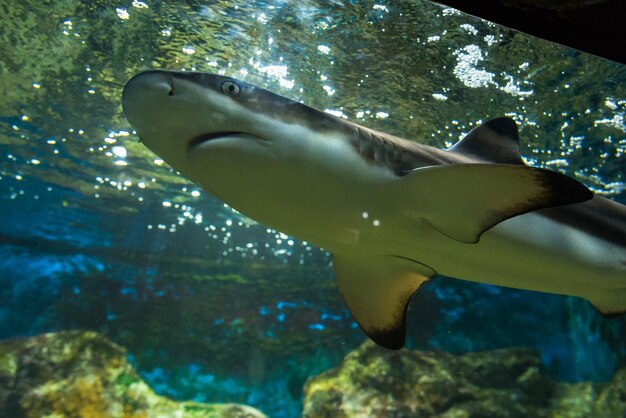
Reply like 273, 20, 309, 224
2, 330, 624, 417
0, 330, 267, 418
303, 341, 626, 417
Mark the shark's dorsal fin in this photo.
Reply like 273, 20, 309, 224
448, 117, 524, 165
332, 254, 436, 350
399, 163, 593, 243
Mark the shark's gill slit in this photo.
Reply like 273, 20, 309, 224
167, 74, 174, 96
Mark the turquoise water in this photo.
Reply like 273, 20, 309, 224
1, 0, 625, 416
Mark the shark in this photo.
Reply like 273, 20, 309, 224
122, 70, 626, 349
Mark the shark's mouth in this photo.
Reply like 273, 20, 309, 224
188, 131, 244, 150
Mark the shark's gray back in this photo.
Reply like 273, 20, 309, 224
539, 196, 626, 248
346, 117, 524, 176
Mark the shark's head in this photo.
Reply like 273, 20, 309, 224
122, 70, 367, 232
123, 70, 323, 176
123, 70, 355, 176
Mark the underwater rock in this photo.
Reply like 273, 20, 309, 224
593, 366, 626, 417
302, 341, 626, 417
0, 330, 267, 418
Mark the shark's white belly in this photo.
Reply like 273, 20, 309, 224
387, 209, 626, 312
435, 212, 623, 284
261, 164, 626, 310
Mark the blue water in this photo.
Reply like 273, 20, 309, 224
1, 0, 625, 416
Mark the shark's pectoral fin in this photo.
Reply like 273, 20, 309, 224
332, 253, 436, 350
401, 163, 593, 243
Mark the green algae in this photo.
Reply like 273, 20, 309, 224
0, 331, 268, 418
303, 341, 626, 417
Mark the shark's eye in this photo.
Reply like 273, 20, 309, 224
220, 80, 240, 96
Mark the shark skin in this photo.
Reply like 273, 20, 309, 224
122, 70, 626, 349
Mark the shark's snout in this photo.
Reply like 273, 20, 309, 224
122, 71, 173, 129
122, 70, 172, 101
